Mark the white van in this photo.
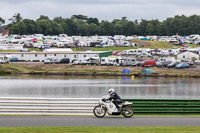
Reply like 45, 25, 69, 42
0, 56, 9, 64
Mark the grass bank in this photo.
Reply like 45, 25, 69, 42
0, 127, 199, 133
71, 40, 175, 52
0, 65, 12, 75
1, 63, 200, 78
3, 64, 33, 73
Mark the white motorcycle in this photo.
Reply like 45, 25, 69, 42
93, 95, 134, 118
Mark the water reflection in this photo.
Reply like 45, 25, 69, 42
0, 75, 200, 99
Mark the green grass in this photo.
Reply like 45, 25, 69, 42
186, 44, 200, 48
71, 48, 85, 51
28, 48, 43, 52
0, 50, 19, 52
72, 40, 176, 51
0, 127, 199, 133
146, 41, 174, 49
88, 47, 137, 51
4, 64, 33, 72
0, 65, 12, 75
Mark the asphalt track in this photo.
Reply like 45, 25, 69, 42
0, 116, 200, 127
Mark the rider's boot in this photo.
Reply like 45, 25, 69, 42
118, 105, 122, 111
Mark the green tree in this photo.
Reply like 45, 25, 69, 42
65, 19, 78, 35
9, 21, 26, 34
53, 17, 64, 24
0, 17, 5, 28
23, 19, 36, 34
87, 17, 99, 25
37, 15, 50, 21
50, 21, 63, 35
71, 15, 88, 21
9, 13, 22, 23
35, 20, 52, 35
100, 21, 115, 35
123, 21, 135, 36
138, 19, 148, 35
146, 19, 162, 35
114, 21, 123, 35
88, 23, 99, 35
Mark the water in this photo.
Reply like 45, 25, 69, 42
0, 75, 200, 99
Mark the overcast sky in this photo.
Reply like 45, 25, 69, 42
1, 0, 200, 23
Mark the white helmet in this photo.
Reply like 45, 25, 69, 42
108, 88, 115, 95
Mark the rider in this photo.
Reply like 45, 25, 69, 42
107, 88, 122, 111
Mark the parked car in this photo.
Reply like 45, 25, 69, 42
175, 63, 189, 69
142, 60, 156, 67
59, 58, 70, 64
168, 61, 180, 68
181, 60, 196, 68
72, 59, 81, 65
156, 61, 172, 68
44, 57, 60, 64
132, 61, 141, 66
9, 57, 18, 62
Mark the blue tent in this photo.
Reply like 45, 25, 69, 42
121, 69, 130, 74
140, 37, 148, 40
142, 69, 154, 74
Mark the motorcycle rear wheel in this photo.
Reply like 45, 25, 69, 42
93, 105, 106, 118
121, 106, 134, 118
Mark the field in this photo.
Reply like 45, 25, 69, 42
73, 40, 176, 51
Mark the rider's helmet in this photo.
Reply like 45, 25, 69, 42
108, 88, 115, 96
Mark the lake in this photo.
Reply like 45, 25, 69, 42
0, 75, 199, 99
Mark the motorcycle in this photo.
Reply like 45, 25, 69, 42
93, 95, 134, 118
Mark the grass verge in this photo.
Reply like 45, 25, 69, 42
0, 127, 199, 133
4, 64, 33, 72
0, 65, 12, 75
28, 48, 43, 52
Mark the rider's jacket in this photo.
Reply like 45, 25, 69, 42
107, 92, 122, 103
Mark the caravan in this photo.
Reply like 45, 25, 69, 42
122, 58, 137, 66
79, 57, 100, 65
101, 56, 123, 66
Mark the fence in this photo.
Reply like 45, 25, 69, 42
0, 97, 98, 115
125, 99, 200, 115
0, 97, 200, 115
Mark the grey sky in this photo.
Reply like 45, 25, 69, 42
0, 0, 200, 23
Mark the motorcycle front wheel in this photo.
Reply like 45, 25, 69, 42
121, 106, 134, 118
93, 105, 106, 118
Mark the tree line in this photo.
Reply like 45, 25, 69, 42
1, 14, 200, 36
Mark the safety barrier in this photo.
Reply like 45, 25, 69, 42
0, 97, 99, 115
125, 99, 200, 115
0, 97, 199, 115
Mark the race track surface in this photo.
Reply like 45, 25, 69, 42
0, 116, 200, 127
